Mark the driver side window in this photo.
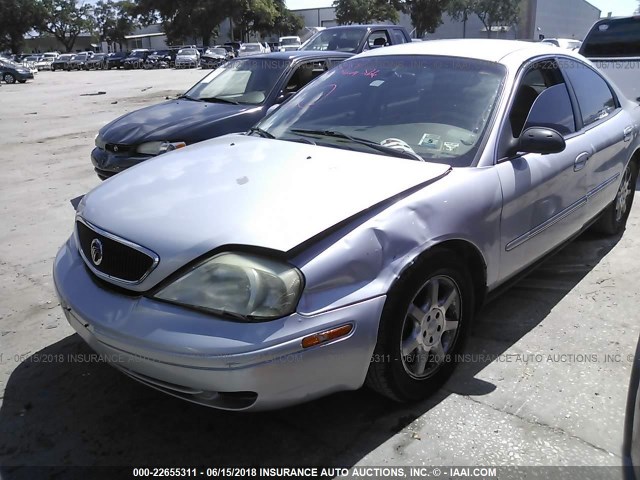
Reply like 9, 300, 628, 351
508, 61, 576, 138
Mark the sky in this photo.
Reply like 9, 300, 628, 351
588, 0, 637, 16
285, 0, 639, 16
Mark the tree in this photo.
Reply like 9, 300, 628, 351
92, 0, 138, 48
448, 0, 520, 38
37, 0, 94, 52
636, 0, 640, 14
269, 0, 304, 36
0, 0, 44, 53
405, 0, 450, 36
333, 0, 400, 25
135, 0, 229, 46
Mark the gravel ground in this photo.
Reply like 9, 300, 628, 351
0, 68, 638, 477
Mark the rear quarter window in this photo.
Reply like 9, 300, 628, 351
581, 17, 640, 57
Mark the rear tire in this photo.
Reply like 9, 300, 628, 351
594, 160, 638, 235
3, 73, 15, 84
366, 249, 475, 402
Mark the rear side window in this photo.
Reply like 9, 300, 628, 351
560, 59, 617, 127
581, 17, 640, 57
391, 29, 408, 44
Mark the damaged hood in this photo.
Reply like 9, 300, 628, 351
78, 135, 451, 290
98, 99, 255, 145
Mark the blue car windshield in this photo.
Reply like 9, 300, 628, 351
185, 58, 289, 105
258, 55, 506, 166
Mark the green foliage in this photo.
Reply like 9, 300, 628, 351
92, 0, 139, 47
448, 0, 520, 38
0, 0, 44, 53
333, 0, 400, 25
37, 0, 94, 52
405, 0, 450, 35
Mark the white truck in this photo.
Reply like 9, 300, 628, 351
580, 16, 640, 103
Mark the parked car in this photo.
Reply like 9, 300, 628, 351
238, 42, 266, 57
279, 36, 301, 52
35, 55, 54, 70
541, 38, 582, 50
86, 53, 108, 69
91, 51, 351, 179
144, 50, 172, 69
58, 40, 640, 410
0, 58, 34, 83
69, 51, 94, 70
106, 51, 129, 69
224, 41, 242, 57
51, 54, 75, 71
200, 47, 230, 69
22, 55, 41, 72
174, 47, 200, 68
123, 49, 150, 69
300, 24, 412, 53
580, 15, 640, 103
214, 45, 235, 58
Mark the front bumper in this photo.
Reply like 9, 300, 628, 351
91, 146, 151, 180
53, 236, 384, 411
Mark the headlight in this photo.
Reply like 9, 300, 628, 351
136, 141, 186, 155
153, 252, 304, 320
95, 134, 106, 149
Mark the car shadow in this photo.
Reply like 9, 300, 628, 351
0, 230, 623, 476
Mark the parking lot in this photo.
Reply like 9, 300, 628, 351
0, 69, 639, 474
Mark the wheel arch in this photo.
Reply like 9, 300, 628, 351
397, 239, 488, 312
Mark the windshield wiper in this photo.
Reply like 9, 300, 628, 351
248, 127, 275, 139
289, 129, 424, 162
199, 96, 240, 105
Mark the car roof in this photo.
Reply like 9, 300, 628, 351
242, 51, 352, 60
357, 38, 575, 64
321, 24, 396, 30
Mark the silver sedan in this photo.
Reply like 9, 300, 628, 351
54, 40, 640, 411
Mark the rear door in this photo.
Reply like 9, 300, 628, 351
559, 57, 635, 220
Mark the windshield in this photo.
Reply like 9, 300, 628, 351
130, 51, 146, 57
178, 48, 197, 55
301, 28, 366, 53
184, 58, 289, 105
257, 55, 505, 167
582, 17, 640, 57
281, 38, 300, 46
207, 48, 227, 55
75, 53, 88, 60
57, 55, 72, 61
92, 54, 106, 59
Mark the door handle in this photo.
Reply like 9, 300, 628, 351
574, 152, 590, 172
624, 126, 634, 142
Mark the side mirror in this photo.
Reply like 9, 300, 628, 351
517, 127, 566, 155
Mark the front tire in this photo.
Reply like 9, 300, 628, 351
366, 250, 475, 402
3, 73, 15, 84
594, 160, 638, 235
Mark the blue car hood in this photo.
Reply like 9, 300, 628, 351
78, 135, 451, 290
99, 99, 256, 144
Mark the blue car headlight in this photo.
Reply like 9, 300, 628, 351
153, 252, 304, 320
137, 141, 186, 155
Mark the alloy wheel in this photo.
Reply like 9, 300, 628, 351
615, 165, 634, 223
400, 275, 462, 379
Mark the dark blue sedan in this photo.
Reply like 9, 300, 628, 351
91, 51, 350, 179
